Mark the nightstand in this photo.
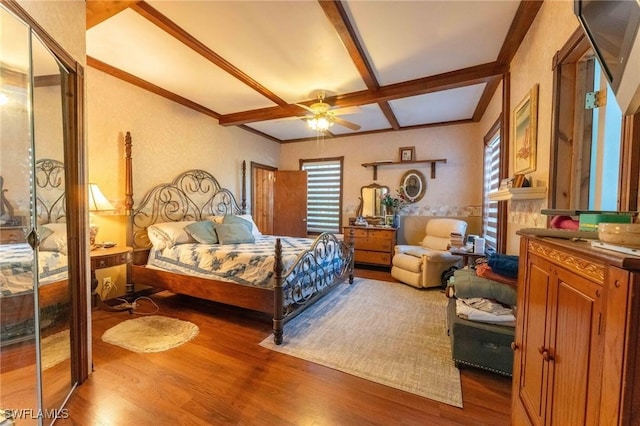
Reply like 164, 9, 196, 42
0, 226, 26, 244
90, 246, 133, 307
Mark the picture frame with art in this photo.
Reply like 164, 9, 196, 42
399, 146, 415, 162
513, 84, 538, 174
384, 215, 394, 226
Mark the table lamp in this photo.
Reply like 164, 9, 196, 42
88, 183, 115, 247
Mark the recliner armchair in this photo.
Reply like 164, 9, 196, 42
391, 218, 467, 288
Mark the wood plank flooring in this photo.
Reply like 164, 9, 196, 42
59, 268, 511, 425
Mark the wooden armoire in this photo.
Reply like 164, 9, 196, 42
512, 234, 640, 425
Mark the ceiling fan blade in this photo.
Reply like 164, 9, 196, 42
295, 103, 316, 113
333, 116, 361, 131
331, 105, 361, 115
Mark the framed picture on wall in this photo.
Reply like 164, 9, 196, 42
399, 146, 415, 162
513, 84, 539, 174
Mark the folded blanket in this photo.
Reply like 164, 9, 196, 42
476, 264, 518, 287
487, 253, 519, 278
456, 298, 515, 326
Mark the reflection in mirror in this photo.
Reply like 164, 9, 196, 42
358, 183, 389, 218
32, 32, 73, 417
0, 4, 39, 416
401, 169, 426, 202
0, 5, 74, 420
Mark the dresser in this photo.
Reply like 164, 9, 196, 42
512, 235, 640, 425
343, 226, 396, 267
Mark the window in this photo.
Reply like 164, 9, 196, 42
482, 121, 500, 251
300, 157, 343, 234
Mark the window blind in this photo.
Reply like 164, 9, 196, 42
301, 159, 343, 234
483, 134, 500, 251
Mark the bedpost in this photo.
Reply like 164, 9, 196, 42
241, 160, 247, 214
273, 237, 284, 345
348, 226, 355, 284
124, 132, 133, 248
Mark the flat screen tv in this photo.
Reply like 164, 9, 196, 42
575, 0, 640, 115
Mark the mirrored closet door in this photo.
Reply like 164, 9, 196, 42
1, 3, 85, 424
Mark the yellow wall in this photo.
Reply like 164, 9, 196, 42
87, 67, 281, 246
505, 0, 579, 254
280, 123, 484, 227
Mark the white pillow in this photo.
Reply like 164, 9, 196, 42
40, 223, 68, 255
207, 214, 262, 237
147, 221, 196, 250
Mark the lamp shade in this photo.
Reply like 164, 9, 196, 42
88, 183, 115, 212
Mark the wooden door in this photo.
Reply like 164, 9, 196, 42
252, 163, 276, 235
547, 267, 602, 426
517, 254, 553, 426
274, 170, 307, 237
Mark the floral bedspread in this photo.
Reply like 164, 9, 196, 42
147, 235, 343, 289
0, 243, 68, 296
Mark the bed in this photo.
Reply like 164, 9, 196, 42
1, 159, 70, 344
124, 132, 355, 344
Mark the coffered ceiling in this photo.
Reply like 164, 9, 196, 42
86, 0, 543, 143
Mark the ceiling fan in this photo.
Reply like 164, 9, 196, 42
297, 92, 361, 132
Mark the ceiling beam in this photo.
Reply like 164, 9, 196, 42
131, 1, 288, 107
219, 62, 507, 126
496, 0, 544, 65
319, 1, 377, 89
319, 1, 400, 130
86, 0, 139, 29
87, 56, 221, 119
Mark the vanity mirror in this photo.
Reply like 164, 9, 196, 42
357, 183, 389, 219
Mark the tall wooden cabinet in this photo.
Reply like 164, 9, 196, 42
512, 235, 640, 425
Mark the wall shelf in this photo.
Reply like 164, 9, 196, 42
361, 159, 447, 180
489, 186, 547, 201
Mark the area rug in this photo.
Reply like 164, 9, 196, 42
102, 315, 199, 353
260, 279, 463, 408
41, 329, 70, 370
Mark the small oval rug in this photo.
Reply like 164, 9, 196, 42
102, 315, 199, 353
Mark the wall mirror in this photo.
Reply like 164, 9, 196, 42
1, 2, 86, 422
401, 169, 426, 202
357, 183, 389, 218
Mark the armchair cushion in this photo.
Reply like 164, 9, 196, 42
421, 218, 468, 250
392, 218, 468, 289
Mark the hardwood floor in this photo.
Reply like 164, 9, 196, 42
59, 268, 511, 425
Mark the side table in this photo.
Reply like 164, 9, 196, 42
450, 250, 486, 268
90, 246, 133, 309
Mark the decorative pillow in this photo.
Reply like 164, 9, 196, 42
209, 215, 262, 237
184, 220, 218, 244
39, 223, 67, 254
237, 214, 262, 237
222, 214, 251, 231
147, 221, 196, 250
213, 223, 255, 244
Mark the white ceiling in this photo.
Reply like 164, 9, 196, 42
86, 1, 540, 143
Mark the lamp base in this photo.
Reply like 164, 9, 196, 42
89, 224, 99, 248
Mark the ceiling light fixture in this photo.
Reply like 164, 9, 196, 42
307, 112, 334, 131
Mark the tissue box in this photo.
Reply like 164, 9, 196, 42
579, 213, 632, 231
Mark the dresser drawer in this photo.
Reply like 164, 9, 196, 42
355, 250, 392, 266
0, 228, 26, 244
91, 251, 132, 269
358, 237, 394, 252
